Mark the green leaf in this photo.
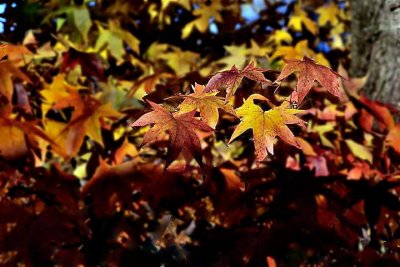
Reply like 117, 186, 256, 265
72, 6, 92, 43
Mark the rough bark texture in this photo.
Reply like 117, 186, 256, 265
351, 0, 400, 108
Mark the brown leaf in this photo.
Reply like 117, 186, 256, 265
276, 57, 344, 104
131, 101, 214, 165
205, 62, 272, 100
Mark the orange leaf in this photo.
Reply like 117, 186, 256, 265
0, 117, 54, 160
386, 125, 400, 154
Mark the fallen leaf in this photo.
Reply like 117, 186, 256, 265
345, 139, 373, 163
386, 125, 400, 154
306, 155, 329, 177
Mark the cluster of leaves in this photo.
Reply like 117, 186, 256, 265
2, 0, 400, 266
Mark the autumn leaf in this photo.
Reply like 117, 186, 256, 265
128, 72, 173, 98
42, 75, 122, 157
71, 5, 92, 43
220, 168, 245, 191
218, 40, 271, 68
276, 57, 344, 104
357, 96, 395, 130
229, 94, 305, 162
337, 64, 367, 97
0, 44, 32, 115
270, 40, 330, 67
95, 20, 140, 63
267, 29, 293, 45
114, 137, 140, 164
1, 43, 32, 64
386, 125, 400, 154
40, 74, 81, 115
0, 117, 55, 160
181, 1, 223, 38
131, 101, 214, 165
0, 44, 7, 60
44, 101, 121, 158
178, 83, 236, 128
61, 48, 105, 81
345, 139, 373, 163
288, 3, 317, 35
205, 62, 272, 101
316, 3, 340, 27
158, 46, 200, 76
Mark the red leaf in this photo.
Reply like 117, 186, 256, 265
276, 57, 344, 104
131, 101, 213, 165
205, 62, 272, 100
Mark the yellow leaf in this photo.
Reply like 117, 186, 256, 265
95, 20, 140, 63
271, 40, 314, 60
218, 44, 248, 68
41, 74, 79, 116
181, 0, 223, 38
288, 3, 317, 35
161, 0, 191, 10
218, 40, 270, 68
229, 94, 305, 161
308, 122, 336, 149
178, 83, 236, 128
316, 3, 339, 27
345, 140, 373, 163
159, 47, 200, 76
268, 29, 293, 45
85, 103, 122, 146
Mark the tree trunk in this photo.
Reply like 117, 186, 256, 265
350, 0, 400, 108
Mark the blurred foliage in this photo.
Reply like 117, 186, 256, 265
1, 0, 400, 266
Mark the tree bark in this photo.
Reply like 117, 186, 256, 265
350, 0, 400, 108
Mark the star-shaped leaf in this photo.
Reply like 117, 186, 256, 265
229, 94, 305, 162
276, 57, 344, 104
181, 0, 222, 38
131, 101, 213, 165
316, 3, 340, 27
288, 3, 317, 35
205, 62, 272, 101
178, 83, 236, 128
